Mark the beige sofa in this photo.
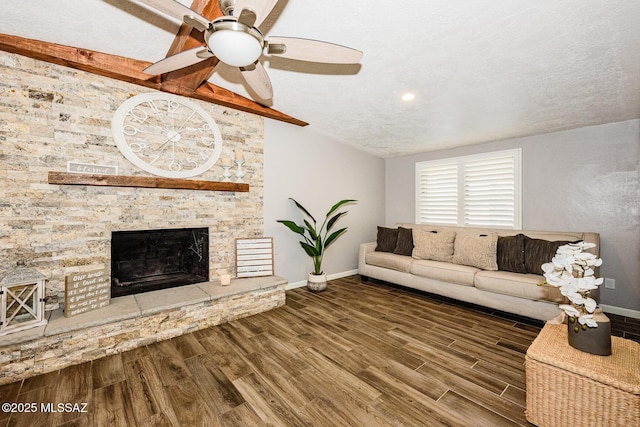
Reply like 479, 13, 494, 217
358, 224, 600, 321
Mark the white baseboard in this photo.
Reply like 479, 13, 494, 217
600, 304, 640, 319
284, 269, 359, 291
329, 269, 359, 280
285, 280, 306, 290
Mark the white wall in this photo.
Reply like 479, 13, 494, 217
263, 121, 385, 286
385, 120, 640, 313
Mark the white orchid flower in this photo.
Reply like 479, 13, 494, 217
544, 273, 563, 286
583, 298, 597, 313
540, 242, 603, 325
558, 244, 581, 255
559, 304, 581, 317
578, 315, 598, 328
541, 262, 555, 274
576, 242, 597, 250
564, 291, 585, 305
561, 259, 575, 273
575, 277, 599, 291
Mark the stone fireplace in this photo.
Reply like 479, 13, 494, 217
0, 49, 286, 387
1, 52, 265, 312
111, 227, 209, 298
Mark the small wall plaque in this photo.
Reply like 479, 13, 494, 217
67, 161, 118, 175
64, 268, 110, 317
236, 238, 274, 278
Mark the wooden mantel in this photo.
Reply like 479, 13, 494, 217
48, 171, 249, 192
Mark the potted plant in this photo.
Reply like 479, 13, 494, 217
541, 241, 611, 355
277, 198, 356, 292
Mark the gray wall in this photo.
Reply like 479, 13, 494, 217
263, 121, 385, 285
386, 120, 640, 313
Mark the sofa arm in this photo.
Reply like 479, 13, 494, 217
358, 242, 377, 270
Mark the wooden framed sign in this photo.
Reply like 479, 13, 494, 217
64, 268, 110, 317
236, 238, 274, 278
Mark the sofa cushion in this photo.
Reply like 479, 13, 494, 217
497, 234, 527, 273
524, 236, 577, 274
474, 270, 565, 303
375, 226, 398, 253
410, 260, 479, 286
452, 232, 498, 270
393, 226, 414, 256
365, 251, 413, 272
412, 229, 456, 262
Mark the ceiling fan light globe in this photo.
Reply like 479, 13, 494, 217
207, 30, 263, 67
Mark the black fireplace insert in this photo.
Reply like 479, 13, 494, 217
111, 227, 209, 298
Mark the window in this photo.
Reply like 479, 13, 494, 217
415, 149, 522, 229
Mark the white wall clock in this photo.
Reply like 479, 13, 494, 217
112, 92, 222, 178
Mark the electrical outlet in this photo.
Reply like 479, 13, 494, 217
604, 278, 615, 289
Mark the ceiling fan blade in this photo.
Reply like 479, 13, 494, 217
236, 8, 257, 28
240, 61, 273, 101
143, 47, 213, 74
266, 37, 363, 64
233, 0, 278, 28
138, 0, 211, 31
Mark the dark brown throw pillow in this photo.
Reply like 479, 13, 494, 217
524, 236, 576, 274
393, 227, 414, 256
375, 226, 398, 252
497, 234, 526, 273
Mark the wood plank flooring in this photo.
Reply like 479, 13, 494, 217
0, 276, 545, 426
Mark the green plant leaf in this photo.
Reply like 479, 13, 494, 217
325, 199, 356, 218
300, 241, 321, 257
324, 227, 347, 248
304, 219, 318, 241
326, 211, 347, 232
276, 220, 305, 235
290, 198, 316, 224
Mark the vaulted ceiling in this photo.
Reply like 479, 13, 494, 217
2, 0, 640, 158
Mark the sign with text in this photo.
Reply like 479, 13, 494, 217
64, 269, 111, 317
67, 161, 118, 175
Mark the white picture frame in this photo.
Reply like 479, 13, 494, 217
235, 237, 274, 278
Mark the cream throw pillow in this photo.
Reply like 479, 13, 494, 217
452, 232, 498, 270
412, 230, 456, 262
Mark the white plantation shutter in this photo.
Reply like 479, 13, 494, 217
416, 149, 521, 229
463, 153, 520, 227
415, 163, 459, 225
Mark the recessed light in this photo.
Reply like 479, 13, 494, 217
401, 92, 415, 102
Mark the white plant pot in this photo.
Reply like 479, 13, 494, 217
307, 273, 327, 292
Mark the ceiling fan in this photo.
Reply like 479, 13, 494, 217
139, 0, 363, 102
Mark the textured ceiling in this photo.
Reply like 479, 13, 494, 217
2, 0, 640, 158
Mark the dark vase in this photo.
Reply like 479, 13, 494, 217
567, 310, 612, 356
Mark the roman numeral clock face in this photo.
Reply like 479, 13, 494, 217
112, 93, 222, 178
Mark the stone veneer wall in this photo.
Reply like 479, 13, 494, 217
0, 52, 265, 310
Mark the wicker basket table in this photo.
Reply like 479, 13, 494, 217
525, 323, 640, 426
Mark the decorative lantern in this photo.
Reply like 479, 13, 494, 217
0, 262, 47, 336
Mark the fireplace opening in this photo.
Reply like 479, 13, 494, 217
111, 227, 209, 298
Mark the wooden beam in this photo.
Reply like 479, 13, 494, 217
166, 0, 215, 55
161, 0, 223, 93
48, 171, 249, 192
0, 33, 308, 126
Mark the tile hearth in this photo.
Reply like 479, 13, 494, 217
0, 276, 287, 385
